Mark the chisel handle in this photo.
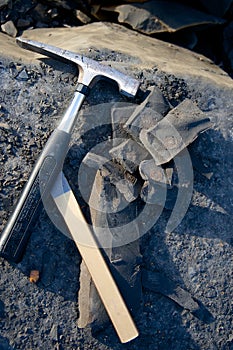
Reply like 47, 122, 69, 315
0, 129, 71, 262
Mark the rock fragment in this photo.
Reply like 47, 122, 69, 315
0, 123, 10, 130
140, 99, 212, 165
75, 10, 91, 24
109, 139, 149, 173
16, 18, 32, 29
16, 69, 29, 81
111, 102, 135, 146
136, 85, 170, 116
49, 324, 58, 342
140, 180, 167, 206
123, 86, 166, 141
139, 158, 165, 182
1, 21, 17, 37
104, 1, 225, 35
78, 170, 142, 330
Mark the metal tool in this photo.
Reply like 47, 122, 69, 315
0, 38, 140, 262
51, 172, 139, 343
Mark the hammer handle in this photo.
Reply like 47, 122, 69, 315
0, 129, 71, 262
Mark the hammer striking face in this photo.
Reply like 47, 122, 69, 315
16, 37, 140, 98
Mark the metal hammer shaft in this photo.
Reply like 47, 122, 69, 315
0, 38, 140, 262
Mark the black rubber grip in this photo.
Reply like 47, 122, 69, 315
0, 129, 71, 262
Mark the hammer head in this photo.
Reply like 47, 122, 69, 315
16, 37, 140, 98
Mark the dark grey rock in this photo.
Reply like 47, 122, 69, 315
135, 85, 170, 116
140, 99, 212, 165
16, 18, 32, 29
78, 170, 142, 330
109, 139, 149, 173
140, 179, 167, 206
108, 2, 224, 35
139, 158, 166, 182
16, 69, 29, 81
123, 86, 165, 142
100, 160, 139, 202
82, 151, 108, 171
49, 324, 58, 342
111, 102, 135, 146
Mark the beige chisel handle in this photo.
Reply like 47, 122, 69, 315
53, 187, 139, 343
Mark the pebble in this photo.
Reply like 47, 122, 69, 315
75, 10, 91, 24
50, 324, 58, 342
0, 122, 10, 130
1, 20, 17, 37
16, 69, 29, 81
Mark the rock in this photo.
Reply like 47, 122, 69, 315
82, 152, 108, 171
16, 69, 29, 81
80, 150, 139, 203
141, 85, 170, 116
78, 170, 142, 330
139, 159, 166, 183
78, 259, 109, 329
139, 160, 178, 208
140, 180, 167, 206
1, 23, 232, 88
111, 102, 135, 146
109, 139, 149, 173
75, 9, 91, 24
101, 160, 139, 202
0, 123, 11, 130
140, 99, 212, 165
123, 86, 166, 142
0, 0, 9, 9
49, 324, 58, 342
16, 18, 32, 29
104, 1, 224, 35
142, 269, 201, 314
1, 21, 17, 37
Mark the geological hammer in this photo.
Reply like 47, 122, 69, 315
0, 38, 140, 263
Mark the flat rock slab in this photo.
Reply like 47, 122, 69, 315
0, 22, 232, 88
0, 22, 233, 350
